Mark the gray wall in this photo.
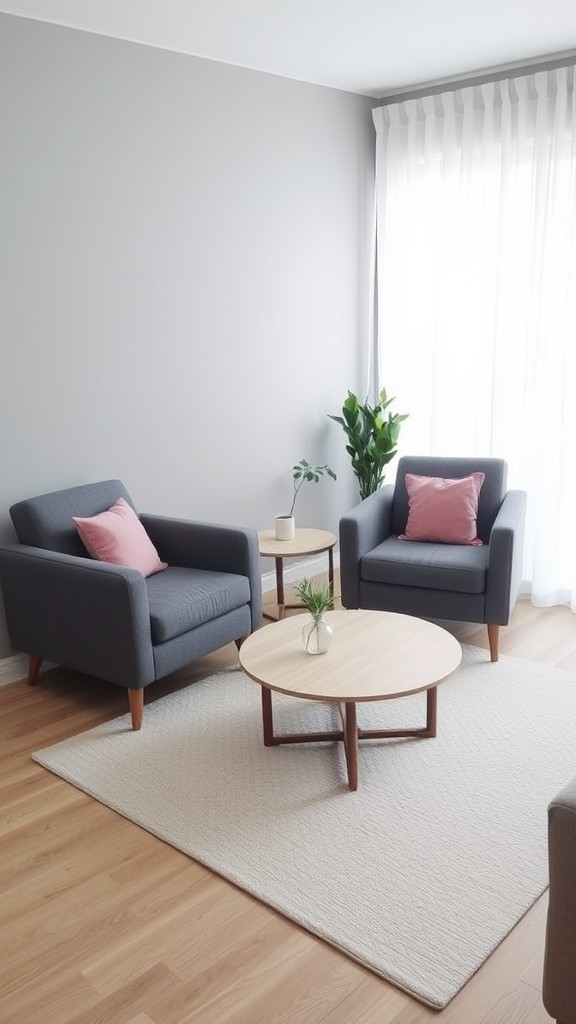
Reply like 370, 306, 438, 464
0, 15, 375, 659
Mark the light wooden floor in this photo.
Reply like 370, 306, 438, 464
2, 586, 575, 1024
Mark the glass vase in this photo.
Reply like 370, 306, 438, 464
301, 613, 333, 655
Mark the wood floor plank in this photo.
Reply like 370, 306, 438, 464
520, 943, 546, 992
162, 924, 324, 1024
314, 971, 408, 1024
66, 965, 179, 1024
478, 978, 553, 1024
84, 875, 251, 995
181, 948, 368, 1024
0, 964, 99, 1024
0, 595, 572, 1022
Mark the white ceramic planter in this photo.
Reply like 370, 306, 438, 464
274, 515, 295, 541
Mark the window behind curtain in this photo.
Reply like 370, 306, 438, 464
373, 69, 576, 608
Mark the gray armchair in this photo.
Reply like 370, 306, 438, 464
339, 456, 526, 661
0, 480, 262, 729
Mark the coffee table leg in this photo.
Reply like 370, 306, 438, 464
342, 701, 359, 791
261, 686, 275, 746
426, 686, 437, 737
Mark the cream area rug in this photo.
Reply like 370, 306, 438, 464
32, 645, 575, 1009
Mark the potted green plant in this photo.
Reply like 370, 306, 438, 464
329, 388, 408, 500
293, 577, 333, 654
275, 459, 336, 540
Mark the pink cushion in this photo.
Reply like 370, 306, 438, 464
73, 497, 168, 576
399, 472, 485, 545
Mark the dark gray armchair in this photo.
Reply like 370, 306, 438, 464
339, 456, 526, 661
0, 480, 262, 729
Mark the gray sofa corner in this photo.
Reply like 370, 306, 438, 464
543, 775, 576, 1024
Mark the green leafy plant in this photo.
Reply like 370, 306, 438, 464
288, 459, 336, 517
329, 388, 408, 500
293, 577, 333, 616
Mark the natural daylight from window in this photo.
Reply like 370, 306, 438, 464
373, 68, 576, 609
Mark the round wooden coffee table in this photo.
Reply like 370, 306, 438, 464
258, 528, 337, 620
239, 609, 462, 791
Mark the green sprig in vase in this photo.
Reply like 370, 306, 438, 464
293, 577, 333, 656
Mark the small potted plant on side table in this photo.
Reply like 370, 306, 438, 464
275, 460, 336, 540
293, 577, 334, 654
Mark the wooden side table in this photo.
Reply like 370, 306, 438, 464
258, 527, 337, 621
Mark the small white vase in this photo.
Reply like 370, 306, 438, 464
301, 613, 333, 655
275, 515, 295, 541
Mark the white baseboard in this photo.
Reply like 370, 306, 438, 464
0, 555, 340, 686
261, 551, 340, 595
0, 653, 29, 687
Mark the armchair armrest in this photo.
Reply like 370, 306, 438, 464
339, 486, 395, 609
485, 490, 527, 625
140, 516, 262, 631
0, 545, 155, 687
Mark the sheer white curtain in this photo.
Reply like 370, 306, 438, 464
373, 68, 576, 610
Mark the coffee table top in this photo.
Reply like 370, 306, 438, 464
258, 528, 336, 558
239, 610, 462, 702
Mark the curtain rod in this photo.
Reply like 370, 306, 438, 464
374, 50, 576, 107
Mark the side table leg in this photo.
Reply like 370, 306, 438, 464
342, 701, 359, 791
275, 557, 285, 619
328, 547, 335, 605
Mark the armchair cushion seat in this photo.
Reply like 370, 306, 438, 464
146, 567, 251, 644
361, 537, 489, 594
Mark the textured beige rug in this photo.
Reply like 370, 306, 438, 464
32, 645, 575, 1008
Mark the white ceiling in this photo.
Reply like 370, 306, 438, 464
2, 0, 576, 97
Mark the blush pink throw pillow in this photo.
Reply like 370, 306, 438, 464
399, 472, 485, 545
73, 497, 168, 576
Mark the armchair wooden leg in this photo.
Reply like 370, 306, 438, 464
28, 655, 42, 686
487, 624, 500, 662
127, 688, 144, 731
